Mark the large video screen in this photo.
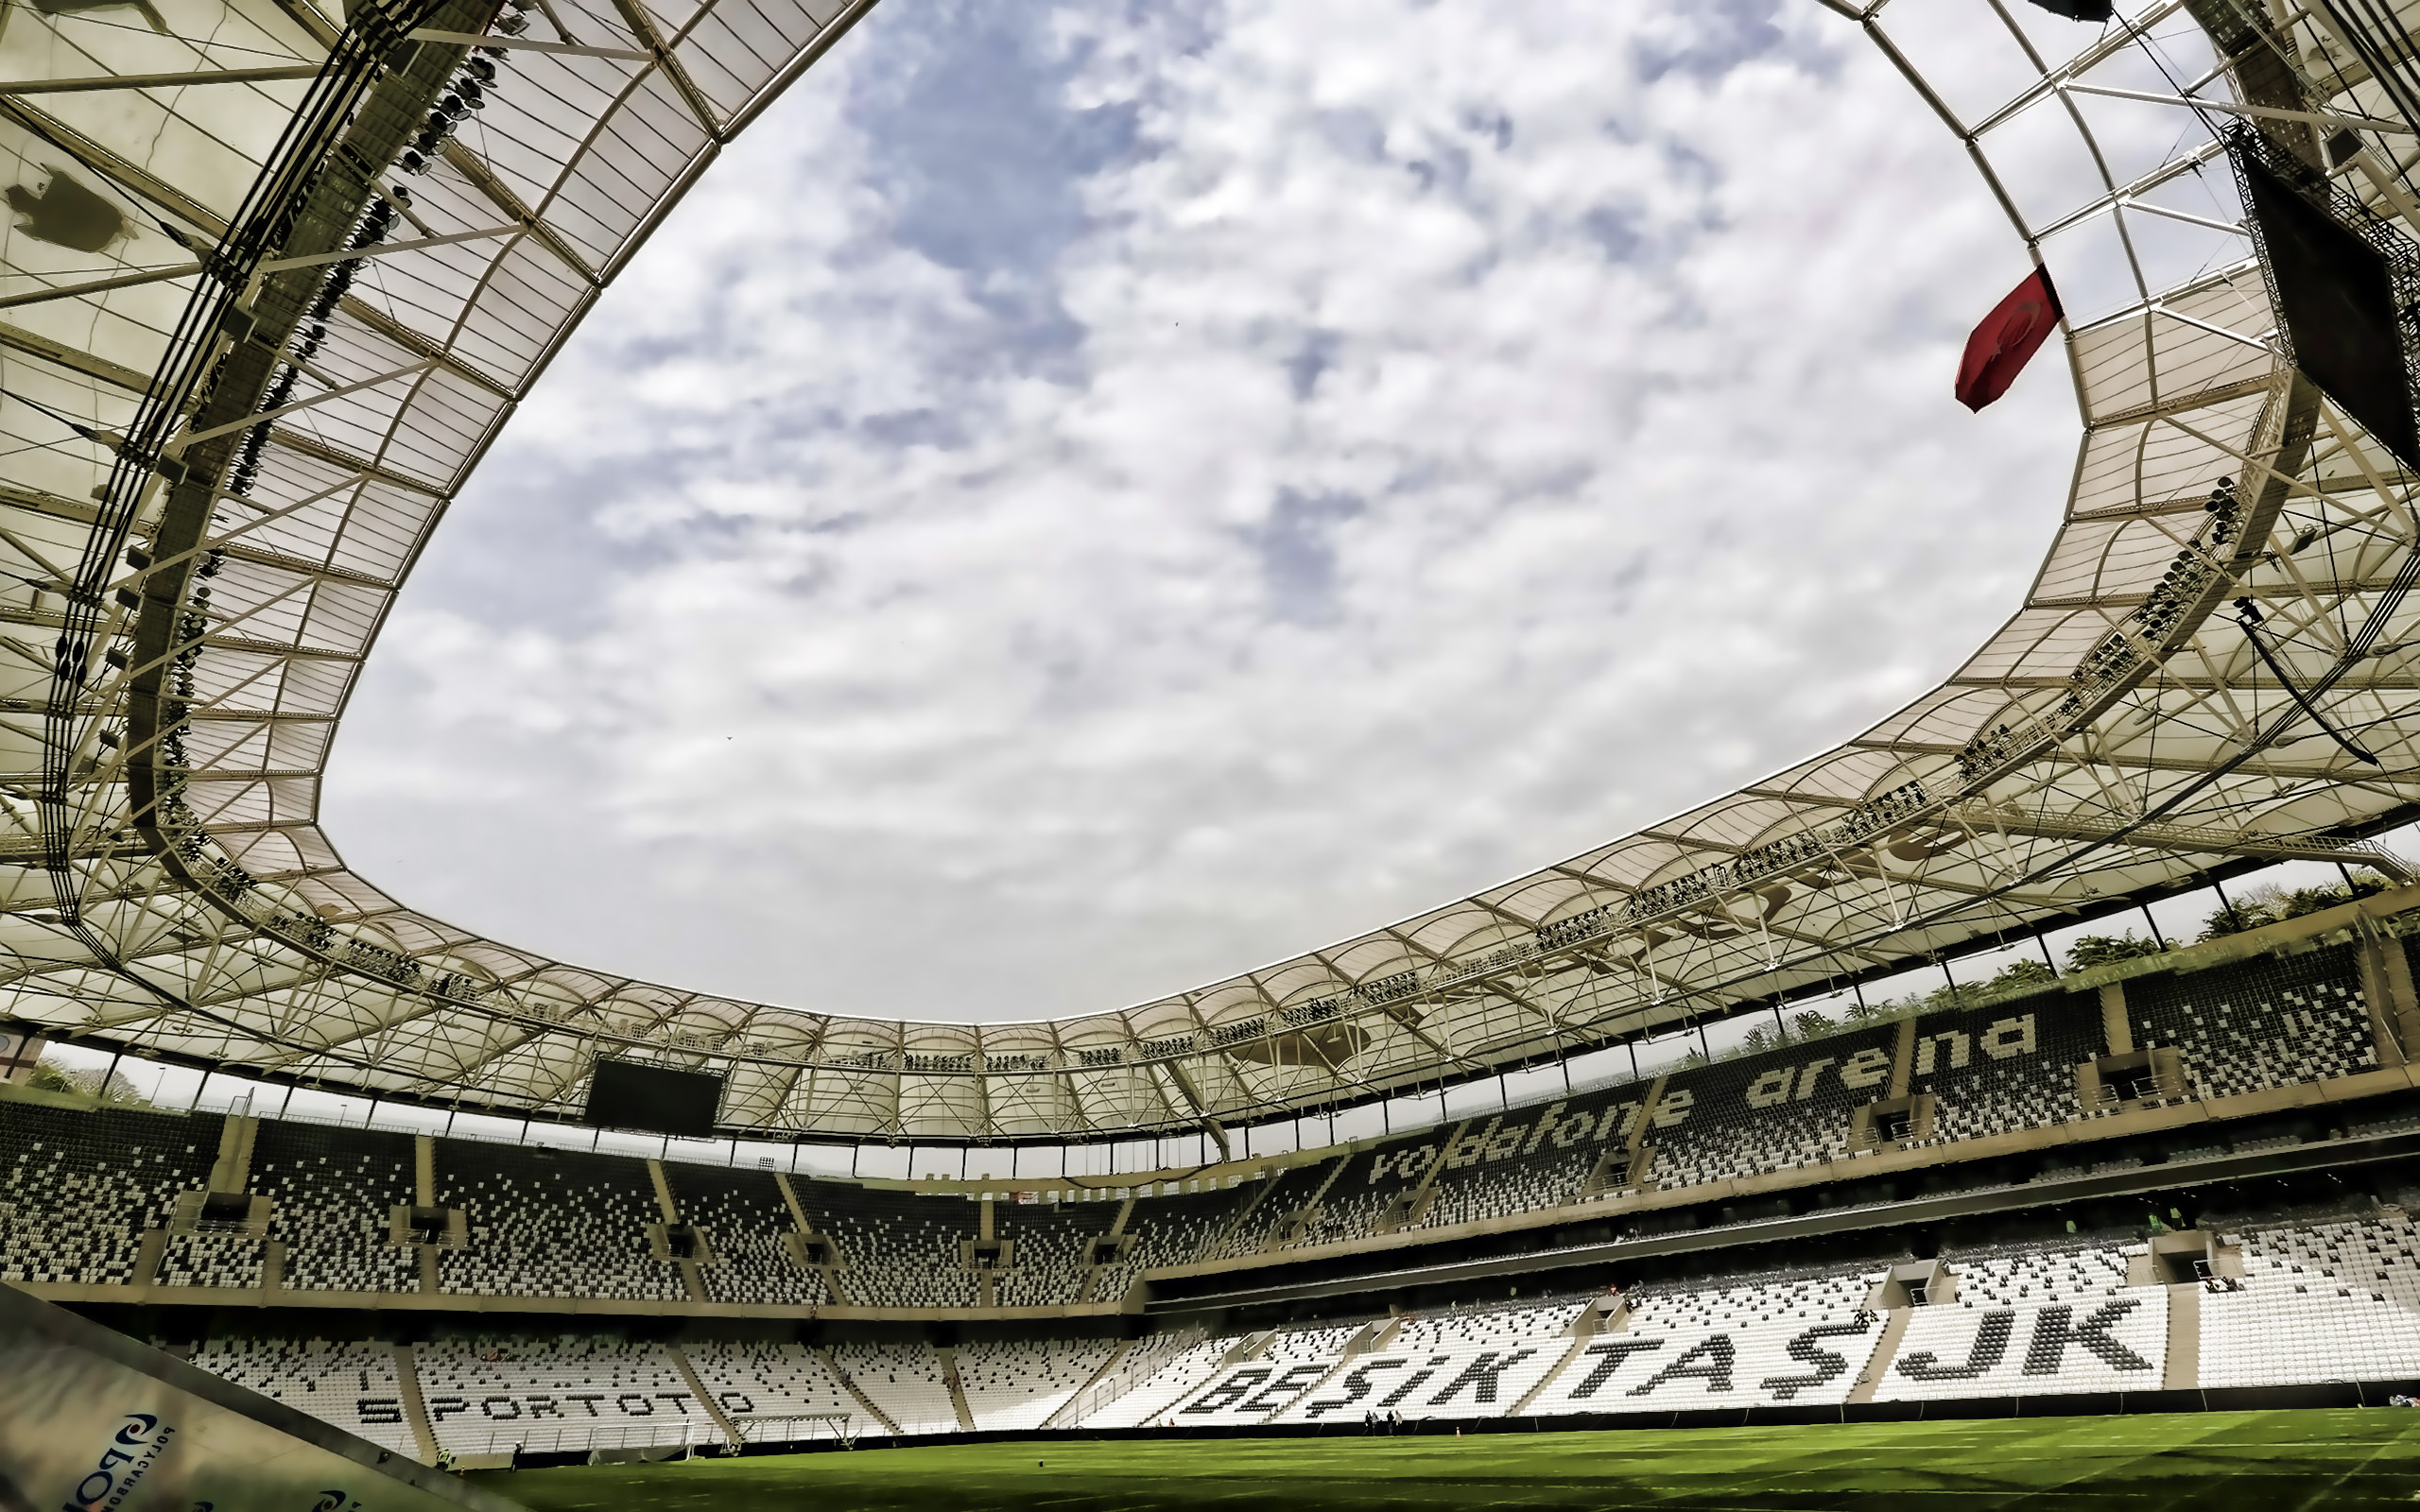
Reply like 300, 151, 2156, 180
583, 1058, 724, 1137
2239, 145, 2420, 470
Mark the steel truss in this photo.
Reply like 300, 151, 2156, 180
0, 0, 2411, 1144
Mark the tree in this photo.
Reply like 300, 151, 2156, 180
2198, 872, 2392, 940
1843, 996, 1881, 1023
2066, 933, 2163, 971
1741, 1027, 1771, 1056
2198, 895, 2277, 941
2280, 871, 2392, 919
26, 1060, 150, 1108
1792, 1011, 1833, 1040
1983, 958, 2057, 991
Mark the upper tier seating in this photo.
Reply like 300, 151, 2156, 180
1910, 992, 2104, 1145
1209, 1165, 1323, 1260
435, 1143, 683, 1301
10, 925, 2419, 1310
660, 1165, 824, 1307
1650, 1025, 1899, 1189
186, 1338, 420, 1458
1415, 1084, 1645, 1232
1305, 1134, 1438, 1246
799, 1184, 977, 1308
251, 1121, 416, 1295
1094, 1185, 1236, 1297
0, 1103, 216, 1286
2126, 943, 2379, 1101
414, 1336, 707, 1454
155, 1230, 267, 1290
991, 1201, 1097, 1307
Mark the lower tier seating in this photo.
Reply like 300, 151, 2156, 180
1080, 1333, 1227, 1428
1271, 1301, 1590, 1424
682, 1341, 859, 1440
2199, 1215, 2420, 1386
957, 1339, 1118, 1429
830, 1341, 959, 1435
185, 1338, 420, 1457
414, 1337, 709, 1456
1526, 1273, 1878, 1415
173, 1208, 2420, 1456
1866, 1246, 2163, 1403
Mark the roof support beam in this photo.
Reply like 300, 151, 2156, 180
171, 361, 434, 454
440, 141, 599, 285
406, 27, 650, 60
0, 263, 201, 311
256, 226, 517, 274
0, 318, 152, 392
2061, 79, 2410, 134
0, 66, 320, 94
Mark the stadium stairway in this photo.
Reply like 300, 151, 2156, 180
2165, 1282, 2201, 1389
1227, 1330, 1276, 1364
817, 1345, 902, 1435
1844, 1310, 1911, 1404
1043, 1340, 1134, 1429
938, 1346, 977, 1431
1582, 1081, 1663, 1199
773, 1172, 853, 1303
1076, 1193, 1138, 1303
1510, 1297, 1620, 1415
1207, 1172, 1288, 1258
1278, 1152, 1356, 1246
1381, 1120, 1466, 1232
395, 1342, 441, 1465
645, 1160, 708, 1302
413, 1136, 441, 1296
1259, 1317, 1400, 1418
668, 1345, 744, 1446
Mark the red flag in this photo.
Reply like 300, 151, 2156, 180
1956, 266, 2063, 411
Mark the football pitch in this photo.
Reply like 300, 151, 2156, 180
475, 1409, 2420, 1509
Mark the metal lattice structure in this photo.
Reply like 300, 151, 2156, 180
0, 0, 2413, 1144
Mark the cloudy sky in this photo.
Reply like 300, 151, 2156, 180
320, 0, 2100, 1024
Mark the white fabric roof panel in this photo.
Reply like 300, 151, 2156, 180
0, 0, 2413, 1142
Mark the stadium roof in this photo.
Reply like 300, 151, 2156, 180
0, 0, 2413, 1144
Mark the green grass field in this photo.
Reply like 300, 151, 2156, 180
472, 1409, 2420, 1510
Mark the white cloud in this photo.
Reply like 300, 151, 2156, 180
323, 0, 2082, 1022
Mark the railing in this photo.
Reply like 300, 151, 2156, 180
725, 1413, 854, 1446
1069, 1375, 1134, 1425
1064, 1349, 1201, 1426
459, 1418, 714, 1456
2086, 1072, 2191, 1108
